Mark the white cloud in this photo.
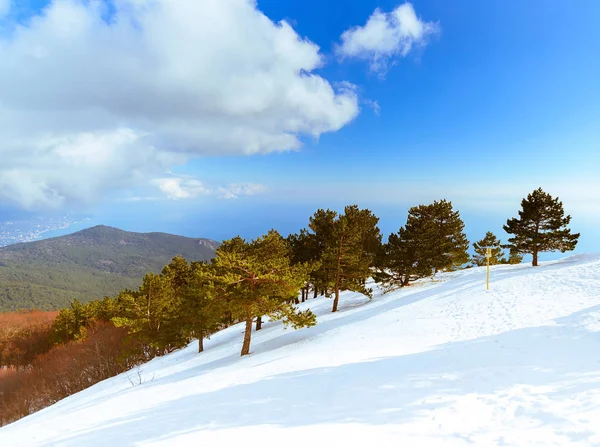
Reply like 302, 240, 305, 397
0, 0, 359, 209
217, 183, 268, 200
154, 177, 211, 201
118, 195, 161, 203
337, 2, 439, 75
364, 99, 381, 115
140, 176, 268, 201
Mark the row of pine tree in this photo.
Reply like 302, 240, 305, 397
51, 187, 579, 357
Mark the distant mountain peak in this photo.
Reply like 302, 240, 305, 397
76, 224, 124, 234
0, 225, 220, 311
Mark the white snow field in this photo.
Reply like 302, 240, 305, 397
2, 255, 600, 447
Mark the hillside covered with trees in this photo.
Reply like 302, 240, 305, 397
0, 225, 219, 311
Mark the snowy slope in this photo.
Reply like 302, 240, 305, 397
2, 255, 600, 447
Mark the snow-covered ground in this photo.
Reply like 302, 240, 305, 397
2, 255, 600, 447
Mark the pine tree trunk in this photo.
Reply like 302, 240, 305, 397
332, 233, 344, 313
532, 222, 540, 267
241, 313, 253, 356
313, 288, 318, 299
301, 288, 306, 302
332, 287, 340, 312
198, 336, 204, 353
256, 316, 262, 331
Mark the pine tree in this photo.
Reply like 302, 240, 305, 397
180, 261, 226, 353
472, 232, 505, 266
309, 206, 381, 312
51, 299, 88, 343
503, 188, 580, 266
160, 256, 224, 351
211, 230, 316, 356
377, 200, 469, 289
161, 255, 192, 295
375, 225, 430, 290
307, 209, 338, 297
112, 273, 186, 356
287, 229, 319, 302
418, 200, 470, 273
353, 205, 383, 274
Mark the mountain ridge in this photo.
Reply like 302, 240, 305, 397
0, 225, 220, 311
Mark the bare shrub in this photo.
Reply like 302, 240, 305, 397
0, 311, 58, 368
0, 322, 144, 426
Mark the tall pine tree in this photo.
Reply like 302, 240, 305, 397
377, 200, 469, 289
309, 206, 381, 312
307, 209, 338, 297
112, 273, 186, 357
417, 200, 470, 273
375, 221, 431, 290
179, 261, 227, 353
211, 230, 316, 356
503, 188, 579, 266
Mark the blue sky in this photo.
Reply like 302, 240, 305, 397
0, 0, 599, 259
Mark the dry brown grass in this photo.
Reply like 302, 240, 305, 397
0, 310, 58, 368
0, 310, 59, 329
0, 322, 142, 426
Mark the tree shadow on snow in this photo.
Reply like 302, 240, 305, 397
38, 303, 600, 446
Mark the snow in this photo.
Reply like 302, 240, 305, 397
2, 254, 600, 446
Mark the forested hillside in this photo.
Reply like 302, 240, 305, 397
0, 226, 219, 311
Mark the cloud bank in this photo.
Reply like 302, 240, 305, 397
0, 0, 359, 209
149, 176, 266, 201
